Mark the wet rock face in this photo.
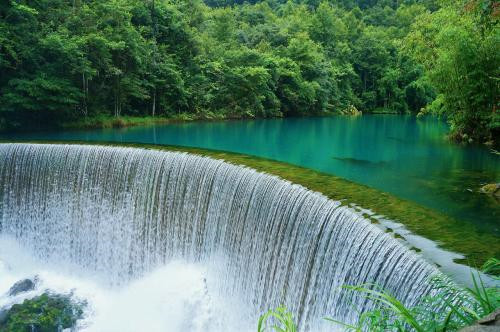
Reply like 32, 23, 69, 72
7, 278, 37, 297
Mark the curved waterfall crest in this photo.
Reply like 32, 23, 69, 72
0, 143, 439, 330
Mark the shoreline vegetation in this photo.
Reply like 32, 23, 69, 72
59, 113, 326, 130
3, 140, 498, 268
55, 111, 395, 131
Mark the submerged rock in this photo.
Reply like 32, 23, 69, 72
7, 277, 37, 296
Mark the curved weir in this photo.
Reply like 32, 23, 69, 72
0, 143, 439, 330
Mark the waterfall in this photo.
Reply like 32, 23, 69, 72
0, 143, 438, 330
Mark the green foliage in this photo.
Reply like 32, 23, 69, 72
1, 0, 496, 144
404, 0, 499, 144
326, 284, 426, 331
258, 306, 297, 332
329, 258, 500, 331
0, 0, 440, 131
0, 293, 86, 332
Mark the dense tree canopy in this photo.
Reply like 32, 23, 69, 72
0, 0, 498, 144
404, 0, 499, 144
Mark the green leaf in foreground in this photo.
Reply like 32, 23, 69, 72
258, 306, 297, 332
326, 258, 500, 331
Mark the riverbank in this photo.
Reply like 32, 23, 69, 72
1, 113, 252, 133
60, 111, 418, 131
60, 114, 219, 130
2, 140, 498, 270
61, 112, 337, 131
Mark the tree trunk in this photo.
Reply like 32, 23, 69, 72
152, 88, 156, 117
82, 72, 88, 117
114, 77, 121, 117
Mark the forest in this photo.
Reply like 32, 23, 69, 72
0, 0, 498, 144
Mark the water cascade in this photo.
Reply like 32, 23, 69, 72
0, 143, 439, 330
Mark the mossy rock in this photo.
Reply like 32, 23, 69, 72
343, 105, 362, 116
480, 183, 500, 197
0, 293, 85, 332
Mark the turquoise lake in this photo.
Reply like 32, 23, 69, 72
4, 115, 499, 235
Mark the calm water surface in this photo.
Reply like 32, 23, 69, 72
4, 115, 499, 235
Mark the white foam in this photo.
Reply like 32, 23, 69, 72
0, 235, 252, 332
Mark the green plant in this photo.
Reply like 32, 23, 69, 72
327, 258, 500, 331
258, 306, 297, 332
326, 284, 428, 332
